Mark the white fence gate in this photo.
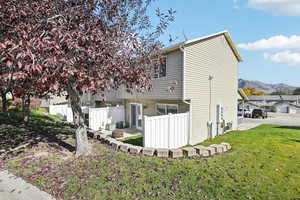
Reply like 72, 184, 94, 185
144, 112, 189, 149
89, 106, 125, 131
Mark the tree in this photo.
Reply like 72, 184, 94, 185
0, 66, 14, 113
293, 88, 300, 95
242, 88, 265, 96
270, 91, 288, 95
0, 0, 175, 156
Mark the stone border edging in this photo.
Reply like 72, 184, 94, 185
89, 131, 231, 159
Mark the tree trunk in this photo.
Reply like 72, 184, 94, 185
67, 85, 92, 156
1, 91, 8, 113
22, 94, 30, 124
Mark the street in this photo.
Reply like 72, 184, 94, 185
238, 112, 300, 130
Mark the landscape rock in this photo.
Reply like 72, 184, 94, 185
120, 143, 131, 152
156, 148, 169, 158
210, 144, 224, 154
194, 145, 206, 155
142, 147, 155, 157
200, 148, 210, 157
221, 142, 231, 151
129, 146, 143, 154
205, 147, 216, 156
111, 141, 122, 150
169, 149, 183, 158
182, 147, 197, 157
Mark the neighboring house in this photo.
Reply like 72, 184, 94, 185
272, 102, 300, 114
247, 95, 300, 113
40, 95, 68, 108
92, 31, 242, 145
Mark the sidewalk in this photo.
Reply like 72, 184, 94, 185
0, 170, 55, 200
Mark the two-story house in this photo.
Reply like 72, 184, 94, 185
92, 31, 242, 145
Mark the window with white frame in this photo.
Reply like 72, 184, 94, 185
156, 104, 178, 115
154, 57, 166, 78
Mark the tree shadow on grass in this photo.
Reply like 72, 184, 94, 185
289, 139, 300, 143
274, 126, 300, 131
0, 110, 76, 157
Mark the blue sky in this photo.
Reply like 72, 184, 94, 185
150, 0, 300, 86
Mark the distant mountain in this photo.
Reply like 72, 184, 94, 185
238, 79, 299, 94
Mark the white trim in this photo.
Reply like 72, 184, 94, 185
179, 45, 186, 100
155, 103, 179, 115
162, 31, 243, 62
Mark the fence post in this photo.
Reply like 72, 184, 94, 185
143, 115, 147, 147
168, 113, 172, 148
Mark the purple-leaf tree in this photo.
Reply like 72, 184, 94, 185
0, 0, 175, 156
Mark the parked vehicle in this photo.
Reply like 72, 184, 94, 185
238, 109, 251, 117
244, 109, 253, 118
238, 108, 252, 118
252, 109, 268, 119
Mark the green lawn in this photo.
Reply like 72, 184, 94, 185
121, 135, 143, 146
1, 114, 300, 199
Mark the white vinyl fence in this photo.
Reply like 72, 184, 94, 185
143, 112, 189, 149
49, 104, 70, 121
89, 106, 125, 131
49, 105, 88, 123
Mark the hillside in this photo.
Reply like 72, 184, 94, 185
238, 79, 298, 94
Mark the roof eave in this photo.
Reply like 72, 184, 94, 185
161, 31, 243, 62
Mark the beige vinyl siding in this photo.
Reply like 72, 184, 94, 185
119, 50, 184, 100
185, 35, 238, 144
86, 90, 122, 106
123, 99, 189, 126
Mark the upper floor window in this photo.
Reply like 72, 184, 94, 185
154, 57, 166, 78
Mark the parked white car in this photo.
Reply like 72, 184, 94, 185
238, 109, 252, 118
244, 109, 253, 118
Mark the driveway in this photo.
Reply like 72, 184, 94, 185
238, 112, 300, 130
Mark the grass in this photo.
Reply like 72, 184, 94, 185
0, 109, 75, 157
1, 113, 300, 199
121, 135, 143, 146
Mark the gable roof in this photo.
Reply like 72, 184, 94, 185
162, 31, 243, 62
273, 102, 300, 108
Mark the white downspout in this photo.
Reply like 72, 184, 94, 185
179, 44, 192, 145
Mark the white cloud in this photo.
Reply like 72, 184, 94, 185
238, 35, 300, 51
248, 0, 300, 16
264, 51, 300, 66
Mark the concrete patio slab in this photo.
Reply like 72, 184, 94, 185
0, 170, 55, 200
